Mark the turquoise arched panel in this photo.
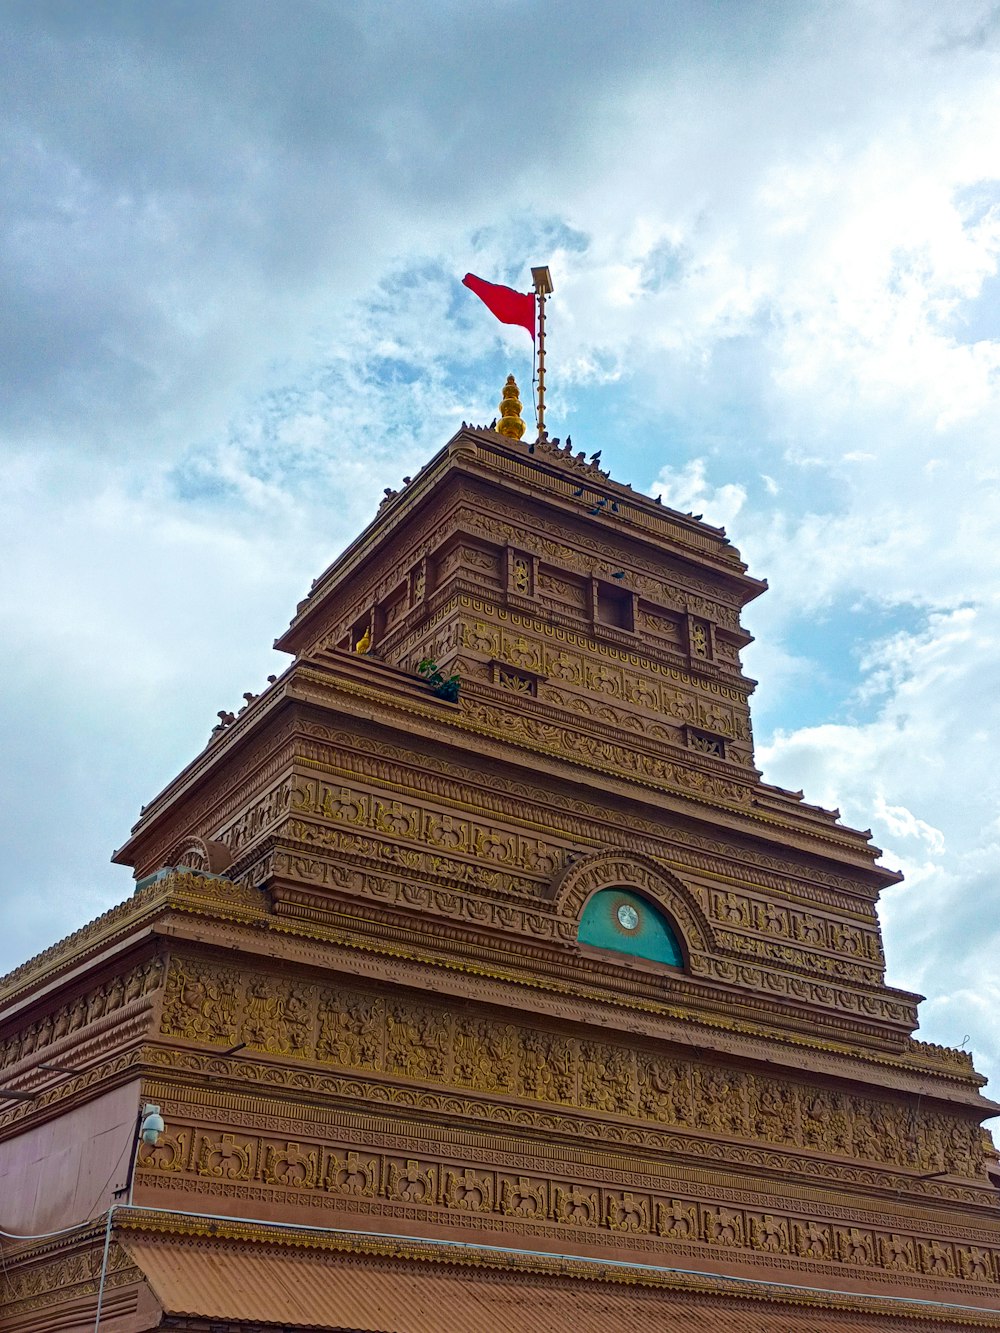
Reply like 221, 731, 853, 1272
578, 889, 683, 967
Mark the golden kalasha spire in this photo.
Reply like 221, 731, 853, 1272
354, 625, 372, 653
496, 374, 526, 440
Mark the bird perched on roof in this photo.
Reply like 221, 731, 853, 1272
572, 487, 585, 497
566, 435, 572, 448
610, 501, 619, 513
589, 450, 602, 464
612, 571, 625, 580
490, 418, 497, 429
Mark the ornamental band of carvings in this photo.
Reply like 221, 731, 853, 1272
158, 959, 985, 1179
469, 626, 752, 746
135, 1126, 1000, 1287
1, 1242, 138, 1318
0, 956, 164, 1069
283, 822, 551, 900
287, 778, 568, 880
289, 723, 881, 901
226, 776, 880, 981
260, 802, 908, 1025
458, 603, 750, 704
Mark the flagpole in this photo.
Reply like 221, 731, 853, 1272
531, 266, 553, 437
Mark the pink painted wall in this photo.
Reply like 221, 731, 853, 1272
0, 1079, 141, 1234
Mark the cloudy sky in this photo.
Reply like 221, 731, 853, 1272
2, 0, 999, 1096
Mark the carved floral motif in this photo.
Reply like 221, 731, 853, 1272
157, 958, 987, 1180
135, 1121, 1000, 1286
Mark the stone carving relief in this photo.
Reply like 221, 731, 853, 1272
0, 957, 164, 1070
157, 958, 986, 1181
135, 1120, 1000, 1287
290, 778, 568, 884
465, 510, 744, 630
460, 696, 753, 805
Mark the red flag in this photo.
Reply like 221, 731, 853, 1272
462, 273, 535, 340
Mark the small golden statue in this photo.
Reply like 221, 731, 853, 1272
354, 626, 372, 653
496, 374, 526, 441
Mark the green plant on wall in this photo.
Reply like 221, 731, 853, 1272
416, 658, 461, 702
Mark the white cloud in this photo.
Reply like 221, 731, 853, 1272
651, 459, 747, 529
757, 602, 1000, 1080
3, 0, 1000, 1102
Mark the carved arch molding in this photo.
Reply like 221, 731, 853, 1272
550, 849, 713, 960
166, 835, 233, 875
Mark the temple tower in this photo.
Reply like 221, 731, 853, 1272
2, 403, 999, 1331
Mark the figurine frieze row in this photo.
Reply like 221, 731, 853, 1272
157, 959, 985, 1178
458, 602, 751, 703
135, 1122, 999, 1288
714, 931, 881, 985
711, 888, 882, 963
292, 722, 883, 902
468, 506, 746, 623
287, 777, 570, 881
264, 834, 914, 1029
539, 681, 750, 747
0, 956, 164, 1072
127, 719, 301, 878
461, 697, 754, 806
224, 778, 295, 858
1, 1240, 138, 1321
283, 821, 552, 901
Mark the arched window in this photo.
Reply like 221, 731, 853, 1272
578, 888, 683, 967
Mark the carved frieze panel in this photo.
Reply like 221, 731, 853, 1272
135, 1119, 1000, 1290
157, 958, 986, 1180
710, 889, 881, 967
460, 696, 753, 806
288, 722, 884, 908
465, 507, 745, 629
0, 956, 164, 1071
223, 779, 294, 857
459, 606, 751, 708
289, 777, 569, 884
0, 1241, 139, 1322
261, 839, 914, 1030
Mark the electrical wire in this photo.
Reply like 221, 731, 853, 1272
0, 1217, 98, 1241
86, 1124, 136, 1219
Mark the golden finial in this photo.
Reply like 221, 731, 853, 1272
496, 373, 526, 441
354, 625, 372, 653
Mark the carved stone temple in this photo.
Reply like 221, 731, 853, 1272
3, 391, 1000, 1331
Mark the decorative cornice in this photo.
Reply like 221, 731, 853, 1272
113, 1209, 1000, 1325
